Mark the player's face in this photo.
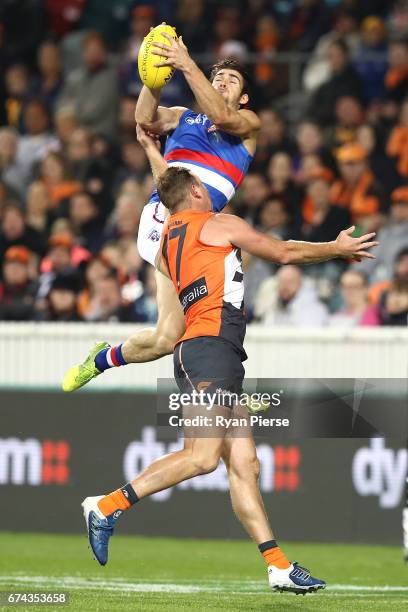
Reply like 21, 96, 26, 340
211, 70, 248, 108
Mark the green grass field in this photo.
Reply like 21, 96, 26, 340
0, 533, 407, 611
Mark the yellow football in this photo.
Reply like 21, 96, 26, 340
138, 24, 177, 90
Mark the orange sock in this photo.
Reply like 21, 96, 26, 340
259, 540, 291, 569
97, 484, 138, 517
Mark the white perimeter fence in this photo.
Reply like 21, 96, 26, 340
0, 323, 407, 390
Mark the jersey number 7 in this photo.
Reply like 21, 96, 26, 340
162, 223, 188, 288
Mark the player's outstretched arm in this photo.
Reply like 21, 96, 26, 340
152, 34, 259, 138
135, 86, 187, 134
206, 215, 378, 264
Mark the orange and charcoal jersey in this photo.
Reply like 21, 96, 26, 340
160, 209, 246, 357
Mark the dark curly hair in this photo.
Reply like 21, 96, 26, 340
209, 58, 251, 98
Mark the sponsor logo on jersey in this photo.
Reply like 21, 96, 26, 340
179, 276, 208, 313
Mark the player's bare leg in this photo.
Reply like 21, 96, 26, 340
121, 270, 185, 363
62, 270, 185, 392
221, 415, 325, 594
221, 430, 273, 544
82, 404, 229, 565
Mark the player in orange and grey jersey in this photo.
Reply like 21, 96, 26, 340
81, 127, 378, 594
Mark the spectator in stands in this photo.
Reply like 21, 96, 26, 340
237, 172, 270, 224
85, 273, 138, 322
132, 266, 158, 323
0, 127, 23, 198
357, 123, 401, 195
303, 8, 360, 92
118, 96, 138, 140
16, 100, 57, 186
267, 152, 303, 216
254, 265, 329, 327
288, 0, 332, 53
378, 278, 408, 327
353, 16, 388, 104
295, 152, 324, 187
37, 271, 82, 322
253, 14, 280, 87
329, 269, 379, 327
331, 142, 387, 231
293, 120, 332, 174
107, 193, 142, 242
356, 187, 408, 284
115, 138, 149, 187
36, 232, 78, 301
384, 38, 408, 105
0, 246, 37, 321
65, 127, 115, 217
57, 31, 119, 137
32, 40, 63, 114
308, 39, 364, 125
301, 168, 351, 242
53, 106, 79, 150
4, 64, 30, 129
329, 96, 365, 150
25, 181, 52, 236
39, 151, 82, 208
368, 246, 408, 308
66, 127, 92, 176
68, 192, 105, 253
386, 98, 408, 179
253, 109, 294, 171
258, 197, 294, 239
77, 253, 114, 319
0, 204, 46, 259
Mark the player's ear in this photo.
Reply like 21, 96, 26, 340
239, 92, 249, 106
191, 183, 201, 199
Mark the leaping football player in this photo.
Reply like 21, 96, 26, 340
62, 32, 260, 391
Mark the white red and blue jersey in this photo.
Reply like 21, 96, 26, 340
149, 109, 253, 211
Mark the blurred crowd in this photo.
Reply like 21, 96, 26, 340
1, 0, 408, 327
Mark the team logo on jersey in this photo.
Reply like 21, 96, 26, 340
207, 124, 217, 133
148, 229, 161, 242
179, 276, 208, 313
186, 114, 204, 125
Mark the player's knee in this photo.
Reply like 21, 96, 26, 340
231, 454, 260, 481
190, 452, 220, 475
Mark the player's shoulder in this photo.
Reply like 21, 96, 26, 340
212, 213, 245, 228
238, 108, 261, 129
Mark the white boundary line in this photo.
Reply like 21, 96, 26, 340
0, 576, 408, 596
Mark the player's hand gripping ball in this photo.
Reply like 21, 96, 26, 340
138, 24, 177, 90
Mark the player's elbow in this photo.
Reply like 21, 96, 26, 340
212, 108, 235, 130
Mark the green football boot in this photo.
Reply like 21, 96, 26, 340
62, 342, 110, 392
